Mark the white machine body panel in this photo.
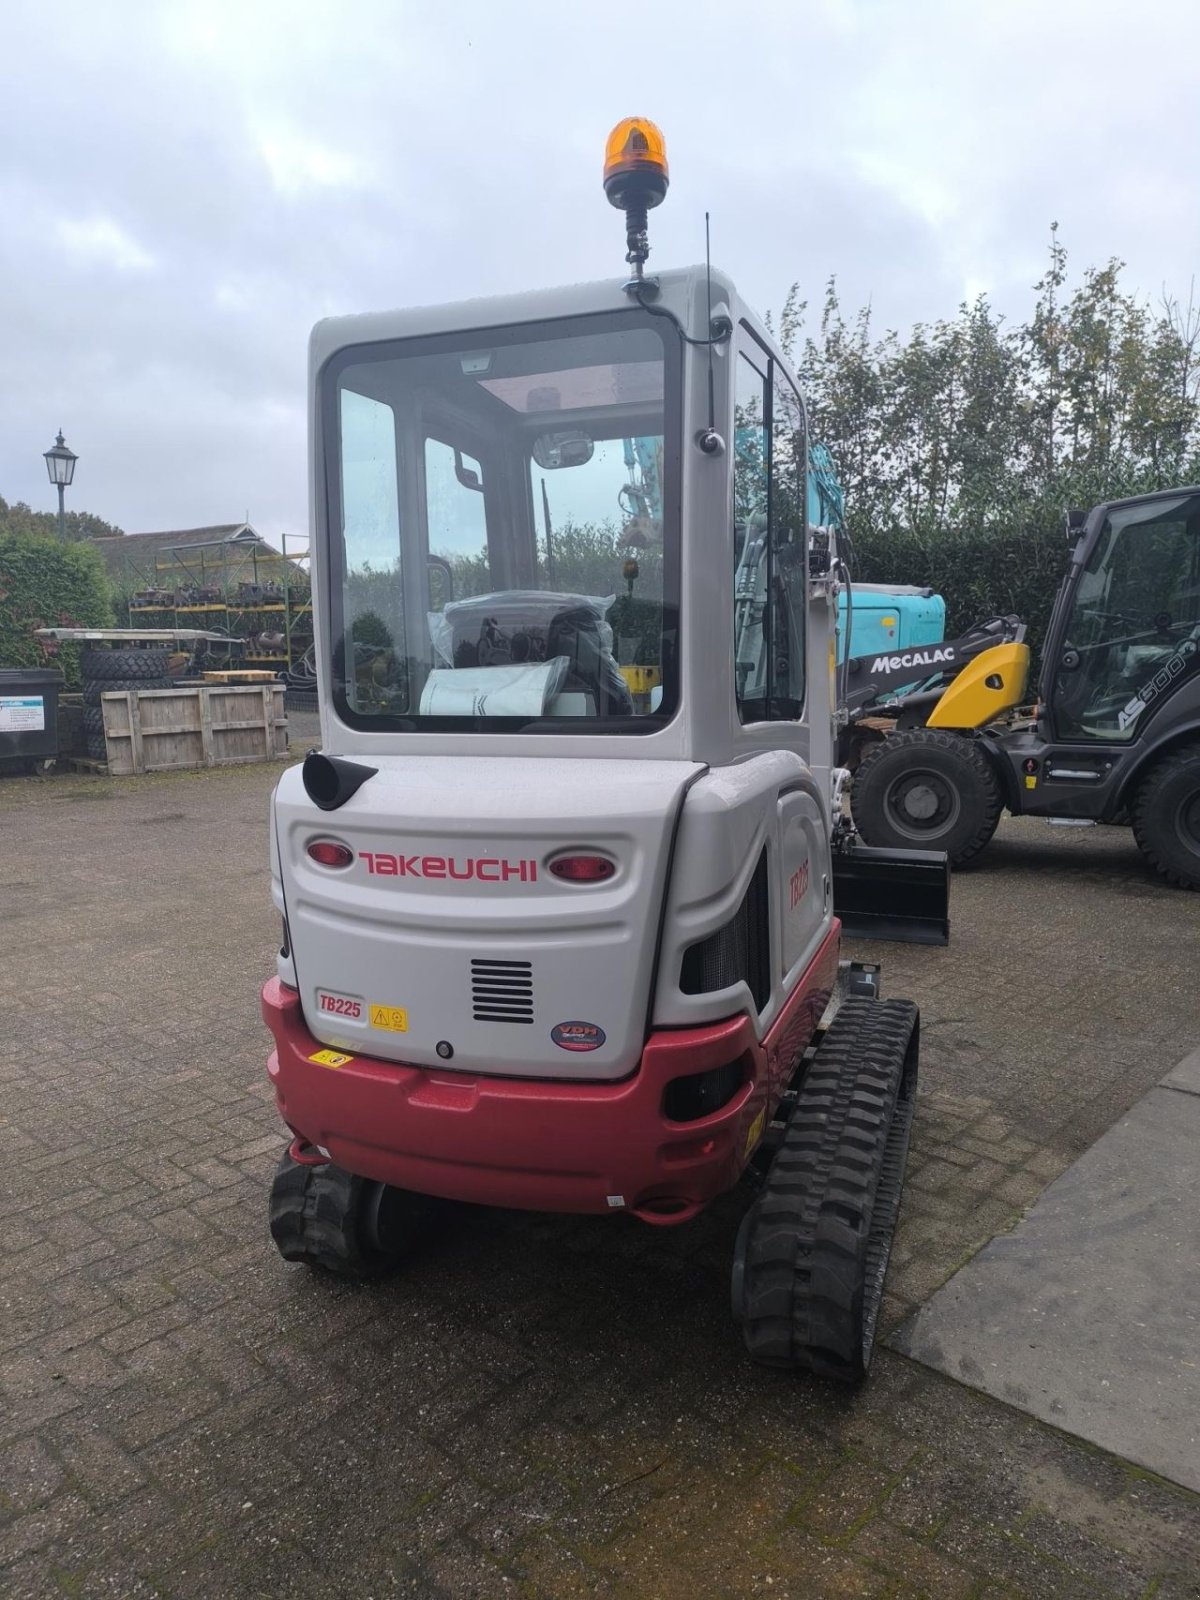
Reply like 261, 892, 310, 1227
273, 754, 701, 1080
778, 788, 830, 975
652, 751, 834, 1032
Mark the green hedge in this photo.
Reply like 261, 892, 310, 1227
848, 508, 1070, 662
0, 533, 114, 689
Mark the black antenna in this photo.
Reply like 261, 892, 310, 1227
705, 212, 716, 434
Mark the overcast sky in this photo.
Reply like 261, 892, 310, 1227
2, 0, 1197, 546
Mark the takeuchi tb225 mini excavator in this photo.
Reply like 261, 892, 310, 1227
848, 489, 1200, 886
259, 118, 936, 1381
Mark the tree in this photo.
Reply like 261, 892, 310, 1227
0, 495, 124, 544
350, 610, 393, 649
779, 235, 1200, 655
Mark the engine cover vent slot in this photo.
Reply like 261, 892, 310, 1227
471, 959, 534, 1024
680, 849, 771, 1012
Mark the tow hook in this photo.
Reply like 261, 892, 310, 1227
287, 1135, 332, 1167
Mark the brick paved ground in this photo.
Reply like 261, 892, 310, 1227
2, 757, 1199, 1599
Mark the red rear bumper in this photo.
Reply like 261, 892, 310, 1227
262, 924, 839, 1223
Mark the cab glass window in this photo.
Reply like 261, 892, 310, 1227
1054, 493, 1200, 740
325, 313, 680, 731
733, 345, 807, 722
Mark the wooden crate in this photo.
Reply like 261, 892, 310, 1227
202, 670, 278, 684
101, 684, 289, 775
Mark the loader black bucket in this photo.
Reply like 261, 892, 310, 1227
832, 840, 950, 945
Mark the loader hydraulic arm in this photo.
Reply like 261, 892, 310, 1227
842, 614, 1025, 720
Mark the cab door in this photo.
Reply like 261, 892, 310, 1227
1050, 492, 1200, 743
732, 332, 831, 1009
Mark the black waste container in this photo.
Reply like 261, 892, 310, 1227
0, 667, 64, 772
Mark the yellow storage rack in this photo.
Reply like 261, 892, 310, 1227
123, 533, 312, 671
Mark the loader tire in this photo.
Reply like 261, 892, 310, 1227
1132, 742, 1200, 890
734, 997, 919, 1383
82, 705, 105, 738
80, 647, 171, 680
83, 675, 173, 705
850, 728, 1002, 865
86, 734, 109, 762
268, 1149, 437, 1279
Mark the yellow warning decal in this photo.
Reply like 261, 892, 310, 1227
1024, 774, 1037, 789
308, 1048, 353, 1068
370, 1005, 409, 1033
744, 1108, 766, 1158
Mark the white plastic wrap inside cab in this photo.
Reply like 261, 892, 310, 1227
418, 659, 569, 717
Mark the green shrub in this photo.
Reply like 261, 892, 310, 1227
0, 533, 114, 689
350, 609, 394, 649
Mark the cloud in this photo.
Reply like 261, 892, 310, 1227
257, 126, 371, 198
57, 215, 157, 273
0, 0, 1196, 542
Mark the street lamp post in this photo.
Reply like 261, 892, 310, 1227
43, 430, 78, 539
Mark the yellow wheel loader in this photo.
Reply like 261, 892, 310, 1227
848, 490, 1200, 883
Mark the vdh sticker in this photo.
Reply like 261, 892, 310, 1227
551, 1021, 607, 1052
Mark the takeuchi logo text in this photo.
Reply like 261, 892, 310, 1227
361, 852, 538, 882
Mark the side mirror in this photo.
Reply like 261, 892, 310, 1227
532, 430, 594, 470
1065, 507, 1087, 543
453, 448, 483, 492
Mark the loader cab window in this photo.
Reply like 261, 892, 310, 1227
324, 312, 680, 732
1053, 493, 1200, 742
733, 343, 807, 724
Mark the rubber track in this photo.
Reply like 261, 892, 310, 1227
1131, 741, 1200, 889
740, 997, 919, 1381
268, 1152, 382, 1279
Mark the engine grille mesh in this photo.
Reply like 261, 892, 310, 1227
471, 959, 534, 1024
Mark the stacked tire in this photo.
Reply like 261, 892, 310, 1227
79, 648, 173, 762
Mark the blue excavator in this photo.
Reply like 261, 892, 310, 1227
723, 428, 1024, 733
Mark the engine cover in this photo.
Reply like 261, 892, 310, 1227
272, 754, 702, 1081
